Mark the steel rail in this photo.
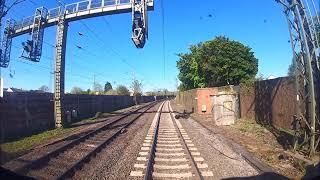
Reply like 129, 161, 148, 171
15, 101, 159, 176
143, 101, 203, 180
168, 102, 203, 180
143, 101, 165, 180
56, 101, 159, 179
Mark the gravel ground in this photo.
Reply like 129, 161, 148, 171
169, 102, 259, 179
2, 126, 104, 172
2, 103, 153, 173
72, 103, 161, 180
26, 127, 120, 179
177, 116, 259, 178
171, 100, 306, 179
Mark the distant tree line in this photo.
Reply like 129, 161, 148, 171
145, 89, 175, 96
70, 81, 132, 96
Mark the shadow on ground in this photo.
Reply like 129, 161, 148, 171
223, 172, 289, 180
173, 108, 194, 120
223, 167, 320, 180
303, 162, 320, 179
251, 78, 296, 150
0, 167, 35, 179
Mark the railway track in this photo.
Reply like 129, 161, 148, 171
10, 101, 160, 179
130, 101, 213, 179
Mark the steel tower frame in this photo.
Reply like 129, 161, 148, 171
0, 0, 153, 127
0, 19, 14, 68
277, 0, 320, 156
21, 7, 48, 62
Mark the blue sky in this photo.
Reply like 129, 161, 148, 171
1, 0, 295, 92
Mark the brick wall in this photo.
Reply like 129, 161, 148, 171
196, 88, 218, 115
0, 93, 159, 141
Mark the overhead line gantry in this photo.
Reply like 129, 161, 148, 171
0, 0, 154, 127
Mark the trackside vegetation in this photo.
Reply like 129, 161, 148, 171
177, 36, 258, 91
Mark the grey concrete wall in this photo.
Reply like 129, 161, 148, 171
0, 92, 159, 141
175, 89, 197, 114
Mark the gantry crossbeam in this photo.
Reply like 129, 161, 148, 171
9, 0, 154, 38
0, 0, 154, 127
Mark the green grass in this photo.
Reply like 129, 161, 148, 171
234, 119, 267, 137
79, 112, 117, 124
1, 127, 77, 154
277, 127, 295, 137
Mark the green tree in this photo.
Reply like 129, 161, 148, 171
38, 85, 49, 92
131, 79, 142, 104
146, 89, 175, 96
131, 79, 142, 95
177, 36, 258, 90
163, 89, 169, 95
116, 85, 130, 96
104, 82, 113, 92
146, 91, 156, 96
70, 87, 84, 94
93, 82, 103, 94
105, 89, 118, 95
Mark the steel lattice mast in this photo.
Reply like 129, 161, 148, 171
277, 0, 320, 156
0, 0, 153, 127
0, 0, 4, 98
0, 0, 4, 67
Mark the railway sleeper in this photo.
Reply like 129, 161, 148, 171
85, 139, 103, 145
47, 158, 71, 170
28, 165, 65, 179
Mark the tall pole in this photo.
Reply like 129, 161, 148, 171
278, 0, 319, 157
294, 0, 317, 156
54, 16, 68, 128
0, 0, 2, 140
0, 0, 5, 98
93, 74, 96, 92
